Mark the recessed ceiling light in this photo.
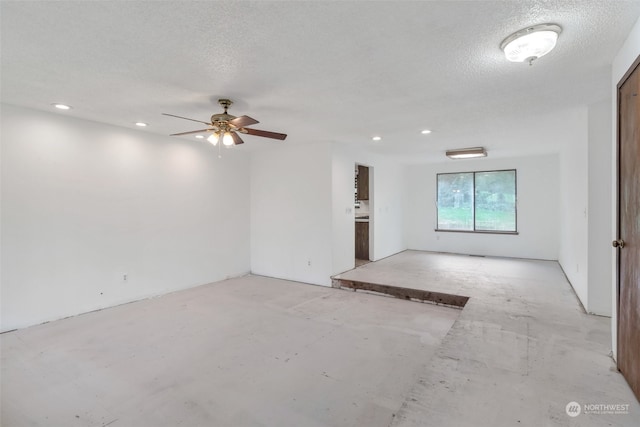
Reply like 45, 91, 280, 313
135, 122, 148, 127
421, 129, 432, 134
372, 136, 382, 141
195, 135, 204, 139
52, 103, 72, 110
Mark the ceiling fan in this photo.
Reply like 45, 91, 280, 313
163, 99, 287, 146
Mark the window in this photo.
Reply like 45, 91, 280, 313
436, 169, 517, 233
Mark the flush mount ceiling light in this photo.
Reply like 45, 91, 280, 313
195, 135, 204, 139
446, 147, 487, 159
372, 136, 382, 141
421, 130, 432, 134
500, 23, 562, 65
135, 122, 148, 127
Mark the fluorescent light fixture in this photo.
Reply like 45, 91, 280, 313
52, 103, 72, 110
135, 122, 148, 127
501, 24, 562, 64
446, 147, 487, 159
421, 129, 432, 134
372, 136, 382, 141
195, 135, 204, 139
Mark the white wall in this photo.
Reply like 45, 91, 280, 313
331, 145, 406, 275
1, 104, 251, 332
405, 153, 559, 260
610, 15, 640, 359
370, 160, 406, 261
587, 99, 613, 316
251, 142, 406, 286
558, 107, 590, 308
331, 146, 357, 275
250, 143, 333, 286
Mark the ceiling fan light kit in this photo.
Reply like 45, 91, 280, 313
223, 132, 234, 146
501, 23, 562, 65
164, 98, 287, 149
446, 147, 487, 159
207, 132, 220, 145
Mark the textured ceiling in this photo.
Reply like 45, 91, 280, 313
2, 1, 640, 162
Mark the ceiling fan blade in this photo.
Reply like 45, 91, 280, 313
162, 113, 211, 125
230, 132, 245, 145
244, 128, 287, 140
170, 129, 212, 136
229, 115, 259, 128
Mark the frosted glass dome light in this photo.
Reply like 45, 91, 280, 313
207, 132, 220, 145
501, 24, 562, 65
223, 132, 234, 146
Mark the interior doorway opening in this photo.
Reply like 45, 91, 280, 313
355, 164, 372, 266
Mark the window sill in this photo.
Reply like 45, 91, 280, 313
434, 229, 519, 235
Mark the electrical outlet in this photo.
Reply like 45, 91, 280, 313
307, 260, 311, 267
123, 273, 128, 282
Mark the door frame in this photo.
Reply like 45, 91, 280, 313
354, 163, 374, 261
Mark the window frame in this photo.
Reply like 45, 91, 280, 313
435, 169, 518, 235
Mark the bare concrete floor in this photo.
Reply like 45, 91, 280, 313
1, 274, 459, 427
354, 258, 371, 268
335, 250, 640, 426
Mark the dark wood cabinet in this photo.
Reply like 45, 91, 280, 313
355, 221, 369, 260
357, 165, 369, 200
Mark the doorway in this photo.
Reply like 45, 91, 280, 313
355, 164, 371, 265
616, 55, 640, 402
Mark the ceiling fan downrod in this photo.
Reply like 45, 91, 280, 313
218, 98, 232, 113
